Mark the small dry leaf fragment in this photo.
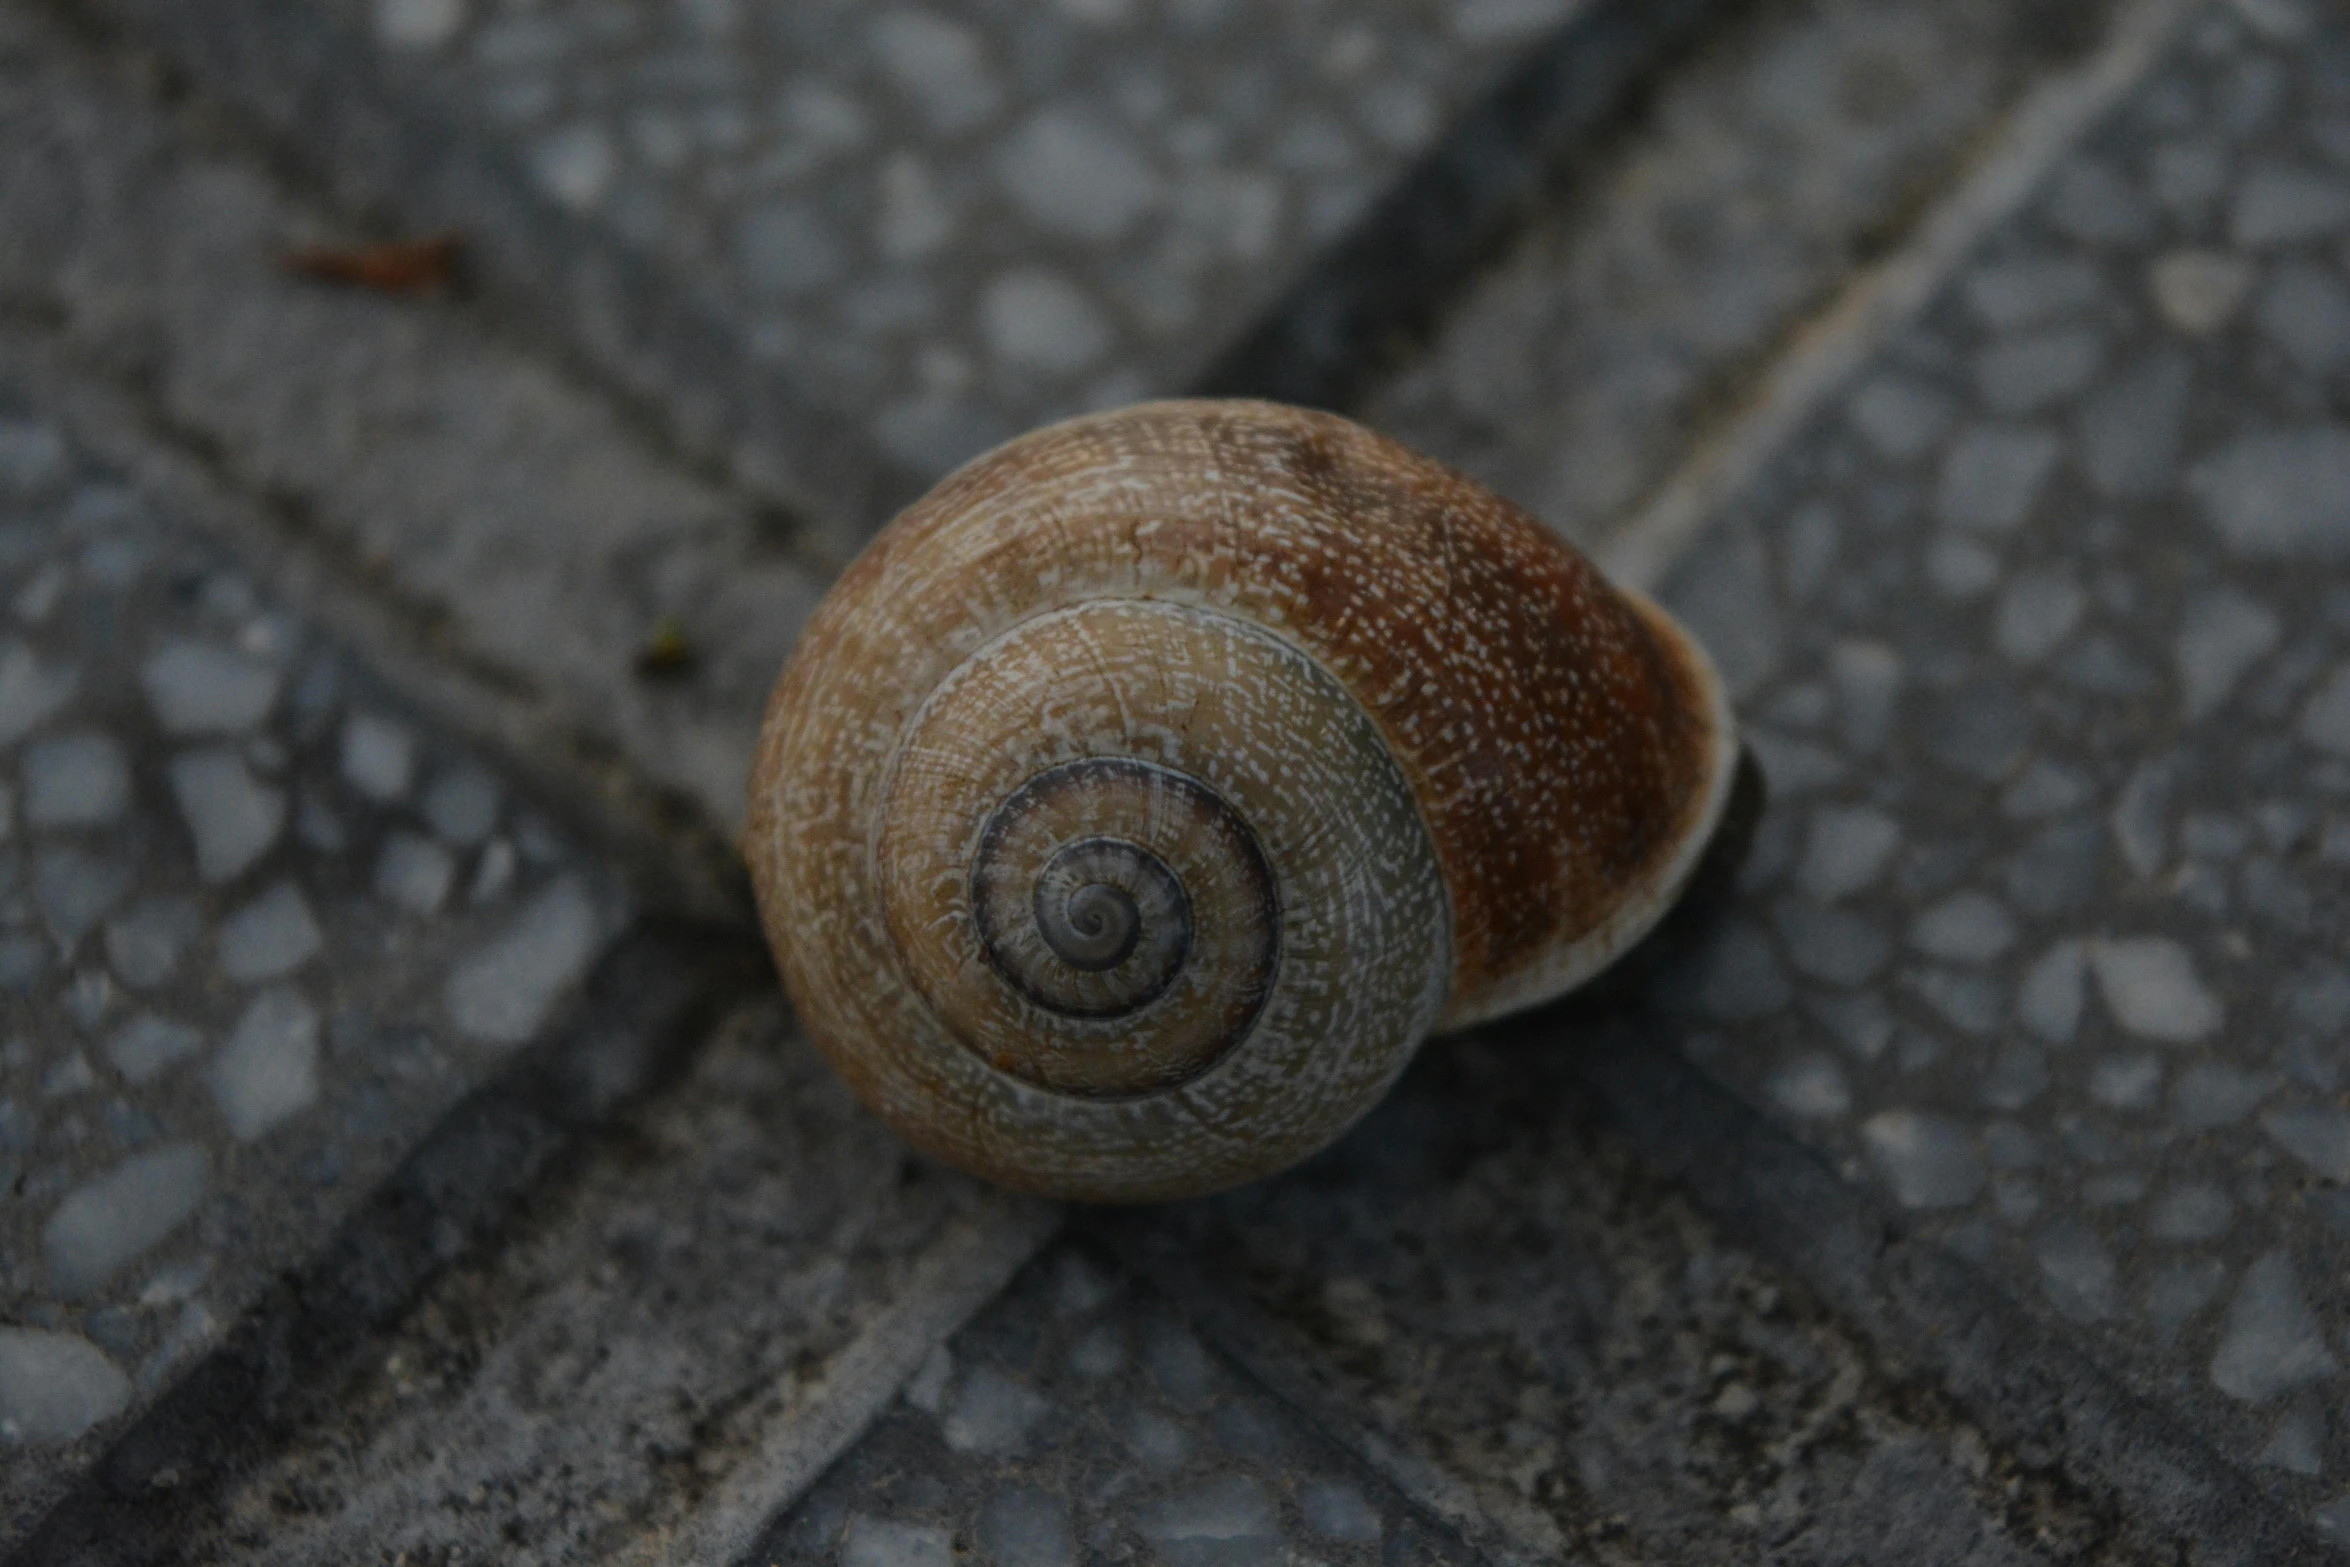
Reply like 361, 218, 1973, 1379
635, 619, 698, 678
280, 233, 464, 295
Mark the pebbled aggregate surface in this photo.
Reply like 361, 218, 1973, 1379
0, 411, 626, 1541
131, 1003, 1032, 1567
7, 0, 2350, 1559
1372, 0, 2120, 556
755, 1241, 1490, 1567
1633, 0, 2350, 1538
1113, 1034, 2154, 1566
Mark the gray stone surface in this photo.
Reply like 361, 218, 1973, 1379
7, 0, 2350, 1560
1606, 0, 2350, 1538
0, 0, 825, 844
78, 0, 1603, 543
0, 414, 628, 1538
12, 917, 770, 1563
83, 1002, 1048, 1567
755, 1241, 1488, 1567
1115, 1042, 2151, 1566
1370, 0, 2116, 556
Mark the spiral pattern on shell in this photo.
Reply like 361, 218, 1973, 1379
748, 400, 1735, 1202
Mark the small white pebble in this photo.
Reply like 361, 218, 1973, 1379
375, 0, 465, 48
340, 714, 417, 803
0, 1328, 131, 1442
42, 1144, 209, 1298
2089, 936, 2222, 1042
22, 733, 131, 828
445, 874, 602, 1045
1861, 1110, 1984, 1209
2149, 250, 2254, 334
470, 838, 518, 903
207, 988, 319, 1141
375, 833, 455, 916
167, 747, 285, 884
139, 640, 278, 736
217, 882, 323, 983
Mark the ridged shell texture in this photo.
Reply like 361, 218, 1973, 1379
747, 400, 1735, 1201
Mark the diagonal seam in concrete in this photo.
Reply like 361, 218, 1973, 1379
1601, 0, 2200, 594
651, 1196, 1065, 1567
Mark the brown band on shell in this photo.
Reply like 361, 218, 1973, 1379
778, 399, 1727, 1024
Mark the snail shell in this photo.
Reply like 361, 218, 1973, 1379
747, 400, 1735, 1202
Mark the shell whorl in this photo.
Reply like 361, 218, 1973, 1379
970, 763, 1259, 1032
864, 595, 1451, 1185
747, 399, 1736, 1202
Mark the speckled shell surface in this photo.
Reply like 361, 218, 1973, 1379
746, 400, 1735, 1202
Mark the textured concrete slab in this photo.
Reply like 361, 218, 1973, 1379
1369, 0, 2122, 558
18, 919, 759, 1561
1100, 0, 2336, 1552
0, 410, 633, 1543
0, 13, 1067, 1556
10, 0, 2350, 1558
1570, 1005, 2318, 1564
1111, 1036, 2158, 1566
751, 1240, 1490, 1567
22, 1002, 1053, 1567
1605, 0, 2350, 1542
69, 0, 1701, 548
0, 0, 826, 844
